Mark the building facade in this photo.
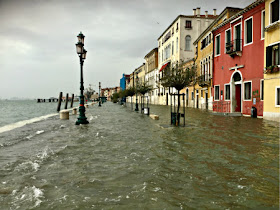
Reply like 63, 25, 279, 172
212, 0, 265, 116
263, 0, 280, 121
144, 48, 158, 104
157, 8, 217, 105
192, 7, 243, 110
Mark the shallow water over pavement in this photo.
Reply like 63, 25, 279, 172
0, 102, 279, 209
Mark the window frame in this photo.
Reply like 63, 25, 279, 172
243, 81, 252, 101
244, 16, 253, 46
185, 35, 191, 51
215, 34, 221, 57
261, 10, 265, 40
276, 86, 280, 107
270, 0, 280, 25
234, 22, 242, 51
224, 84, 231, 101
214, 85, 220, 101
225, 28, 231, 54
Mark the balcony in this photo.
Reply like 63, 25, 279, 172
226, 39, 242, 57
198, 74, 211, 87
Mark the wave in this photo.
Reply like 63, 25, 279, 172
0, 113, 58, 134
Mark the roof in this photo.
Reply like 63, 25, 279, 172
212, 0, 264, 32
193, 7, 243, 44
144, 47, 158, 59
158, 14, 217, 40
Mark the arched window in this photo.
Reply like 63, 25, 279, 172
185, 35, 191, 51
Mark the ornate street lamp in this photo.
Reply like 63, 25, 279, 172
75, 32, 89, 125
135, 73, 139, 111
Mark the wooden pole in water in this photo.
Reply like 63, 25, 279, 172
64, 93, 69, 109
57, 92, 63, 112
70, 94, 74, 108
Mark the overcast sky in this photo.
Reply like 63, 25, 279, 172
0, 0, 254, 99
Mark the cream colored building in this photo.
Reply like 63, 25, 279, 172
157, 7, 217, 105
144, 48, 158, 104
263, 0, 280, 121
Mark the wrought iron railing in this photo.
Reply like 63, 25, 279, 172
226, 39, 242, 54
197, 74, 211, 87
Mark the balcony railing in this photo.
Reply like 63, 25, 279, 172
226, 39, 242, 56
197, 74, 211, 87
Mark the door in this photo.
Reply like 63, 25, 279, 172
196, 95, 199, 108
235, 84, 241, 112
166, 93, 168, 106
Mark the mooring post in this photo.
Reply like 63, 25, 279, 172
70, 94, 74, 108
57, 92, 63, 112
64, 93, 69, 109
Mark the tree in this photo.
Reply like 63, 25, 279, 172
84, 84, 95, 101
160, 59, 197, 125
137, 82, 152, 95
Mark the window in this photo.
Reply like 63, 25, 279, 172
225, 29, 231, 52
215, 85, 220, 100
185, 35, 191, 51
191, 92, 194, 100
172, 41, 174, 55
209, 34, 211, 44
234, 24, 242, 51
176, 37, 178, 52
172, 27, 174, 35
201, 90, 203, 97
261, 10, 265, 39
244, 82, 252, 100
260, 80, 264, 101
272, 45, 280, 65
276, 87, 280, 106
266, 44, 280, 66
271, 0, 279, 24
245, 17, 253, 45
215, 35, 221, 56
225, 84, 230, 100
186, 20, 192, 28
176, 23, 179, 31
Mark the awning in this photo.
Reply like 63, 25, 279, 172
159, 62, 170, 72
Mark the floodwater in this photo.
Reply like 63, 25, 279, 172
0, 102, 279, 209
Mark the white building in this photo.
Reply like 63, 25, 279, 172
157, 7, 217, 105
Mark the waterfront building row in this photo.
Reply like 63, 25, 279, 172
120, 0, 279, 121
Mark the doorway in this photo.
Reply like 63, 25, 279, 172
235, 84, 241, 112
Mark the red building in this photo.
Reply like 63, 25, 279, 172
212, 0, 265, 117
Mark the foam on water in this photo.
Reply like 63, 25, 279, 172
0, 113, 58, 134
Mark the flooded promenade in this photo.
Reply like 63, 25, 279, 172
0, 102, 279, 209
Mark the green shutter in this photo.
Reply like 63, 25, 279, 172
266, 46, 272, 67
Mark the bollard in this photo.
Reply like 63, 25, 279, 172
60, 110, 69, 120
72, 108, 77, 115
57, 92, 63, 112
64, 93, 69, 109
70, 94, 74, 108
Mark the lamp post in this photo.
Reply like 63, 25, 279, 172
75, 32, 89, 125
99, 82, 102, 107
135, 73, 139, 111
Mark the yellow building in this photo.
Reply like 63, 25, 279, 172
190, 7, 242, 110
263, 0, 280, 121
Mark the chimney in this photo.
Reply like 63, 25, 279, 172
196, 7, 201, 17
205, 11, 208, 18
213, 9, 217, 16
193, 9, 196, 16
